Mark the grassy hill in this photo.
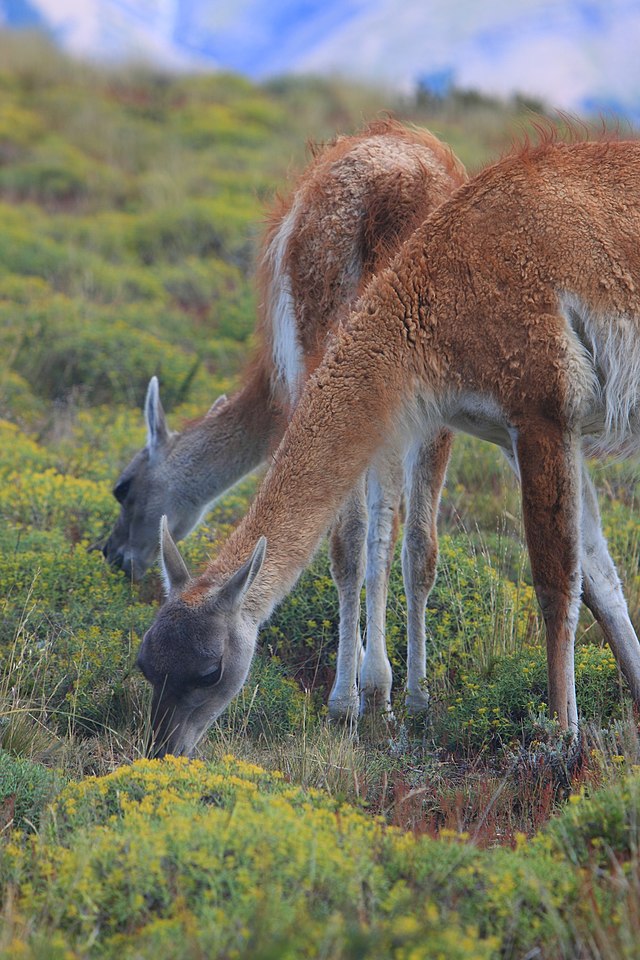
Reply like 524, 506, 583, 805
1, 32, 640, 959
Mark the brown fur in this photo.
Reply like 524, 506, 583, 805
254, 119, 466, 410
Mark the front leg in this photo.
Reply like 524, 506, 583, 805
402, 430, 452, 714
328, 480, 367, 722
516, 419, 582, 731
360, 453, 403, 717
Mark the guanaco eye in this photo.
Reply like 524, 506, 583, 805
113, 478, 131, 503
196, 664, 223, 688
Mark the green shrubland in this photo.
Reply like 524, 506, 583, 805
2, 756, 640, 958
1, 32, 640, 959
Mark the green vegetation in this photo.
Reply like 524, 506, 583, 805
3, 756, 640, 958
1, 32, 640, 959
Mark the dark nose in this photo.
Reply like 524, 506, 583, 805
102, 540, 135, 578
101, 533, 118, 561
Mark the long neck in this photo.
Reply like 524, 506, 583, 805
195, 276, 420, 620
169, 370, 283, 509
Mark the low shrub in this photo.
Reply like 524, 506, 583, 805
0, 421, 53, 473
174, 100, 283, 150
542, 769, 640, 867
0, 102, 44, 161
127, 197, 258, 270
160, 256, 256, 340
4, 758, 640, 959
0, 219, 71, 281
220, 654, 310, 740
434, 642, 626, 753
0, 372, 44, 427
0, 139, 126, 207
0, 751, 64, 831
0, 756, 549, 958
0, 469, 113, 533
9, 302, 207, 406
0, 522, 151, 733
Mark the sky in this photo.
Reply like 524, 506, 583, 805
2, 0, 640, 119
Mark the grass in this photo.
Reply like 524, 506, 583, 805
1, 32, 640, 959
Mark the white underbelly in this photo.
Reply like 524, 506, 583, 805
447, 411, 512, 449
443, 393, 513, 451
447, 399, 640, 461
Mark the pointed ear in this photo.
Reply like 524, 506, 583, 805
159, 515, 190, 596
213, 537, 267, 613
206, 394, 228, 417
145, 376, 169, 452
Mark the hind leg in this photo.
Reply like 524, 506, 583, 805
504, 445, 640, 708
517, 419, 582, 731
580, 466, 640, 704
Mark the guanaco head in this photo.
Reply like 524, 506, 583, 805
137, 517, 266, 757
102, 377, 220, 579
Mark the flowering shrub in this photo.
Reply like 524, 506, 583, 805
0, 468, 114, 532
0, 420, 53, 473
2, 757, 640, 959
0, 374, 44, 426
542, 766, 640, 866
0, 528, 151, 730
0, 757, 499, 958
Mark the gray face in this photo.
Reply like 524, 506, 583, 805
102, 447, 202, 580
137, 597, 258, 758
136, 525, 267, 758
102, 377, 202, 580
103, 448, 158, 578
138, 600, 224, 756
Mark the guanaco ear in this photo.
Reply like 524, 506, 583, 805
212, 537, 267, 613
206, 394, 228, 417
159, 515, 190, 596
145, 376, 170, 452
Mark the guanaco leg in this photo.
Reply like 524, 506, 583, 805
328, 480, 368, 721
402, 430, 453, 713
580, 466, 640, 701
516, 419, 582, 730
359, 452, 404, 716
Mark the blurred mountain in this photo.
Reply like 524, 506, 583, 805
1, 0, 639, 120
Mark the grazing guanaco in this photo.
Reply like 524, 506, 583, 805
105, 121, 465, 720
138, 134, 640, 756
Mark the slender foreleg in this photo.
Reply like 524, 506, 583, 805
327, 478, 368, 721
580, 467, 640, 704
516, 419, 582, 731
402, 429, 453, 713
360, 452, 404, 716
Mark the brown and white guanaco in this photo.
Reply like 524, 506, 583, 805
138, 134, 640, 756
105, 121, 465, 722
